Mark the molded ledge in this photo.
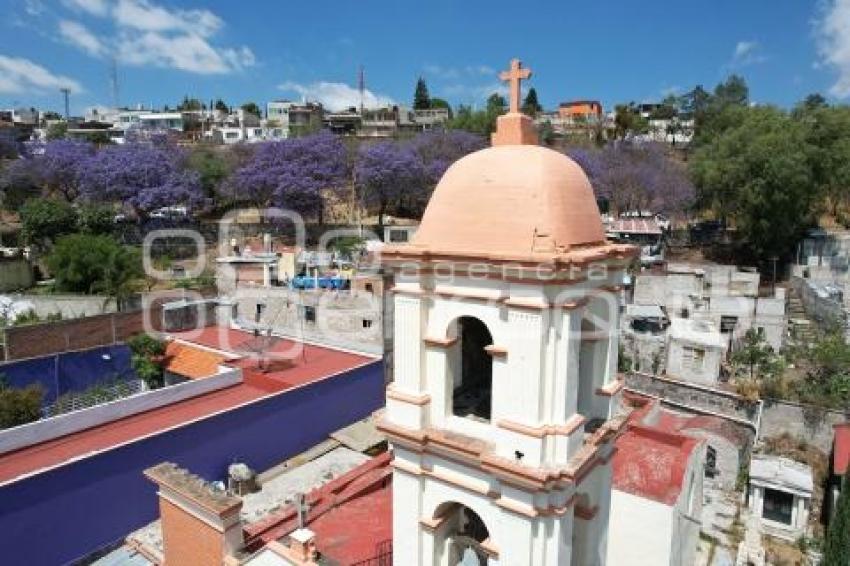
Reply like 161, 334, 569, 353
423, 336, 458, 348
484, 345, 507, 357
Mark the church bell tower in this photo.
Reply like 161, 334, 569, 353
378, 59, 637, 566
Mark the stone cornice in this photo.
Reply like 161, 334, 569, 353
378, 415, 630, 493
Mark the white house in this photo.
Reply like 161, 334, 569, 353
139, 112, 183, 131
378, 89, 637, 564
747, 455, 813, 541
212, 126, 244, 145
665, 317, 727, 384
608, 424, 704, 566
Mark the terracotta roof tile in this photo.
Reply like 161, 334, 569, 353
163, 341, 229, 380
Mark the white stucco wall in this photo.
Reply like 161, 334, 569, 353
665, 337, 724, 385
607, 491, 673, 566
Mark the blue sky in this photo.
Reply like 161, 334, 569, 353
2, 0, 850, 116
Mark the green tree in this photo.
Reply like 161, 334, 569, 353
241, 102, 261, 118
46, 234, 142, 300
45, 122, 68, 140
187, 146, 231, 197
177, 96, 204, 111
486, 93, 507, 114
522, 87, 542, 116
732, 328, 780, 381
795, 104, 850, 219
20, 198, 78, 249
614, 103, 649, 139
214, 99, 229, 113
76, 204, 114, 235
690, 76, 751, 145
713, 74, 749, 108
83, 131, 112, 145
127, 334, 166, 389
690, 106, 815, 260
447, 94, 506, 135
414, 77, 431, 110
430, 97, 453, 119
823, 469, 850, 566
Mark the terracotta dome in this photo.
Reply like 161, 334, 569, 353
407, 144, 606, 261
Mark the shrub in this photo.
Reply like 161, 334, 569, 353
128, 334, 166, 389
0, 376, 43, 429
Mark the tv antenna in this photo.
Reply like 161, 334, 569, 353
60, 88, 70, 119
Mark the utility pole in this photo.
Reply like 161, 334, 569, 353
60, 88, 70, 119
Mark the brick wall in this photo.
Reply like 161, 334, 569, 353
159, 498, 224, 566
2, 308, 161, 361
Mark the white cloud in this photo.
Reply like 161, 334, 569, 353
59, 20, 106, 57
112, 0, 222, 38
734, 41, 757, 58
816, 0, 850, 97
278, 81, 394, 111
118, 31, 253, 75
61, 0, 109, 17
0, 54, 83, 94
57, 0, 254, 75
727, 39, 767, 69
24, 0, 45, 16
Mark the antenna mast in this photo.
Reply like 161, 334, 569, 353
110, 57, 120, 109
358, 65, 365, 114
60, 88, 70, 119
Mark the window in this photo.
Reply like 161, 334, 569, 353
362, 319, 373, 328
365, 283, 373, 293
388, 229, 409, 243
452, 317, 493, 422
302, 305, 316, 323
762, 488, 794, 525
720, 315, 738, 333
705, 446, 718, 477
682, 346, 705, 371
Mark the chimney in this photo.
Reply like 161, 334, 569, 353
288, 528, 318, 563
261, 529, 320, 565
145, 462, 244, 566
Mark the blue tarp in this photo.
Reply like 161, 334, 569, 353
0, 345, 135, 407
290, 275, 350, 290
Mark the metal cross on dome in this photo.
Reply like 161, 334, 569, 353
499, 58, 532, 114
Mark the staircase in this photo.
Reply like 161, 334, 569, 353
786, 287, 816, 345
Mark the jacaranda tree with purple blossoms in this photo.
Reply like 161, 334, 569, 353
225, 130, 348, 221
79, 142, 206, 218
567, 142, 694, 216
409, 130, 486, 184
35, 139, 95, 201
356, 141, 428, 229
0, 139, 94, 207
